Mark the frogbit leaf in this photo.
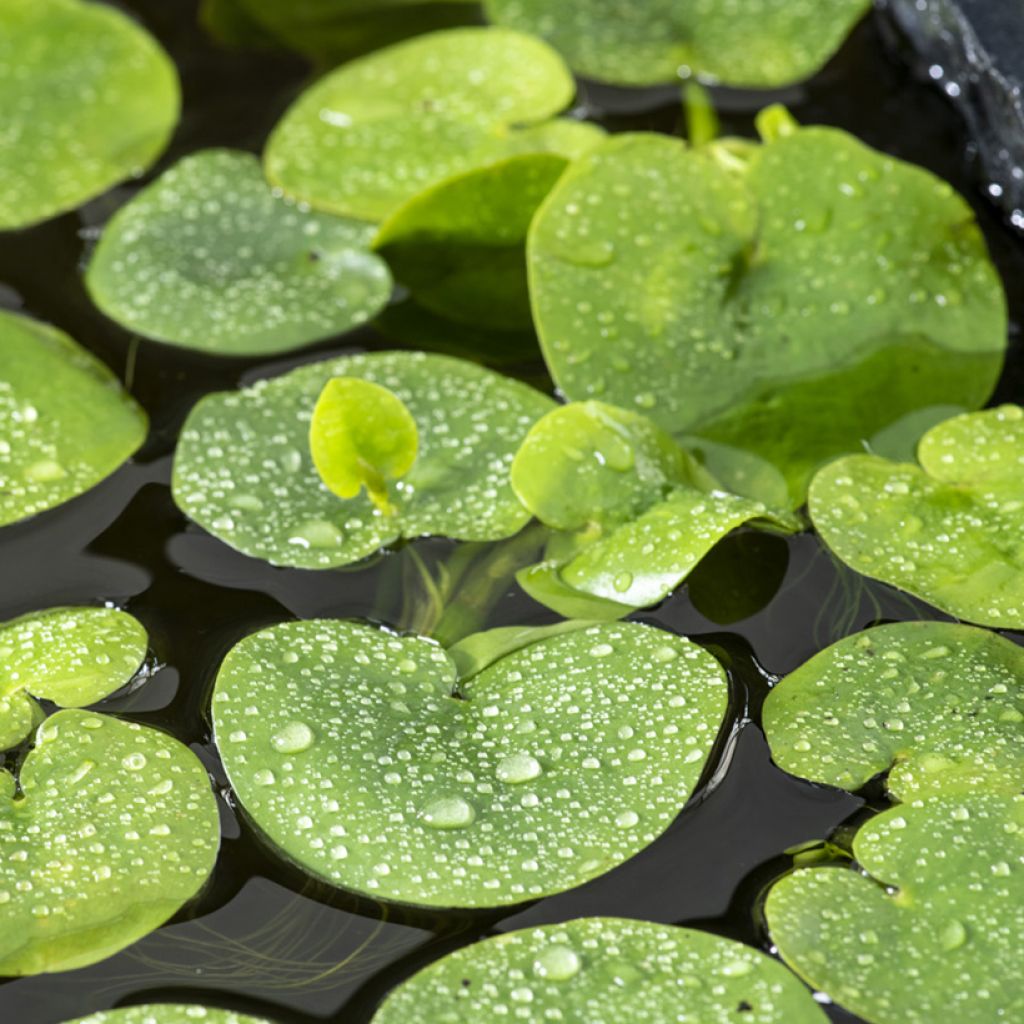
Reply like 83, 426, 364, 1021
510, 401, 796, 617
0, 607, 148, 751
213, 620, 728, 908
69, 1009, 271, 1024
86, 150, 392, 356
809, 405, 1024, 629
172, 351, 555, 569
0, 310, 147, 528
310, 377, 419, 515
528, 122, 1005, 507
766, 795, 1024, 1024
0, 0, 179, 230
484, 0, 869, 88
375, 149, 598, 330
264, 27, 577, 221
372, 917, 830, 1023
0, 709, 220, 976
764, 621, 1024, 802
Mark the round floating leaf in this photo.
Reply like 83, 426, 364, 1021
766, 795, 1024, 1024
765, 622, 1024, 802
310, 377, 418, 513
375, 152, 579, 330
373, 917, 829, 1022
0, 309, 147, 527
485, 0, 869, 87
0, 709, 220, 976
264, 27, 576, 221
528, 125, 1005, 506
172, 351, 555, 569
213, 620, 728, 908
70, 1008, 270, 1024
86, 150, 392, 356
0, 607, 148, 751
810, 405, 1024, 629
0, 0, 179, 230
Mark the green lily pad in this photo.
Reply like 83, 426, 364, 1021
0, 309, 147, 527
0, 607, 148, 751
766, 795, 1024, 1024
85, 150, 392, 356
264, 27, 577, 221
484, 0, 869, 87
528, 123, 1006, 507
70, 1009, 270, 1024
172, 351, 555, 569
764, 621, 1024, 802
809, 405, 1024, 629
0, 709, 220, 976
510, 401, 795, 617
376, 150, 588, 330
0, 0, 179, 230
372, 917, 829, 1022
213, 619, 727, 908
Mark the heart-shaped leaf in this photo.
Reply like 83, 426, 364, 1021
172, 351, 555, 569
766, 795, 1024, 1024
0, 607, 148, 751
69, 1008, 270, 1024
528, 122, 1005, 506
0, 310, 147, 528
85, 149, 392, 356
0, 709, 220, 976
372, 917, 829, 1022
0, 0, 179, 230
764, 621, 1024, 802
484, 0, 869, 87
264, 27, 577, 221
213, 620, 728, 908
810, 405, 1024, 629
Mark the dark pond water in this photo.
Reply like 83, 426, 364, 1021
1, 4, 1022, 1022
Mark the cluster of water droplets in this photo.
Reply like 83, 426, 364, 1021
72, 1006, 271, 1024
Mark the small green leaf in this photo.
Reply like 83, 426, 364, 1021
264, 27, 577, 221
766, 795, 1024, 1024
86, 149, 392, 357
310, 377, 418, 515
764, 621, 1024, 801
447, 619, 598, 679
0, 310, 147, 528
173, 351, 555, 569
373, 918, 829, 1023
0, 710, 220, 976
213, 620, 727, 908
484, 0, 869, 88
0, 0, 179, 230
0, 607, 148, 750
810, 405, 1024, 629
69, 1007, 270, 1024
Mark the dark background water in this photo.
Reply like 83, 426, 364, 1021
0, 3, 1022, 1022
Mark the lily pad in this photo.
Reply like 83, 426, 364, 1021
172, 351, 555, 569
484, 0, 869, 87
0, 309, 147, 527
372, 917, 829, 1022
264, 27, 577, 221
766, 795, 1024, 1024
376, 150, 594, 330
809, 405, 1024, 629
0, 607, 148, 751
528, 122, 1006, 506
510, 402, 795, 617
764, 622, 1024, 802
85, 149, 392, 356
70, 1009, 270, 1024
212, 620, 727, 908
0, 709, 220, 976
0, 0, 179, 230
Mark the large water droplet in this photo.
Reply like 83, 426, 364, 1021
534, 945, 582, 981
496, 753, 543, 785
271, 721, 315, 753
421, 796, 475, 829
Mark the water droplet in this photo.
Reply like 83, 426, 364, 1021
589, 643, 614, 658
613, 571, 633, 593
271, 721, 315, 753
940, 919, 967, 950
615, 810, 639, 828
534, 945, 582, 981
496, 753, 542, 785
421, 796, 475, 829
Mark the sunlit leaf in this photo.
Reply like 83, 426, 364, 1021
70, 1007, 269, 1024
